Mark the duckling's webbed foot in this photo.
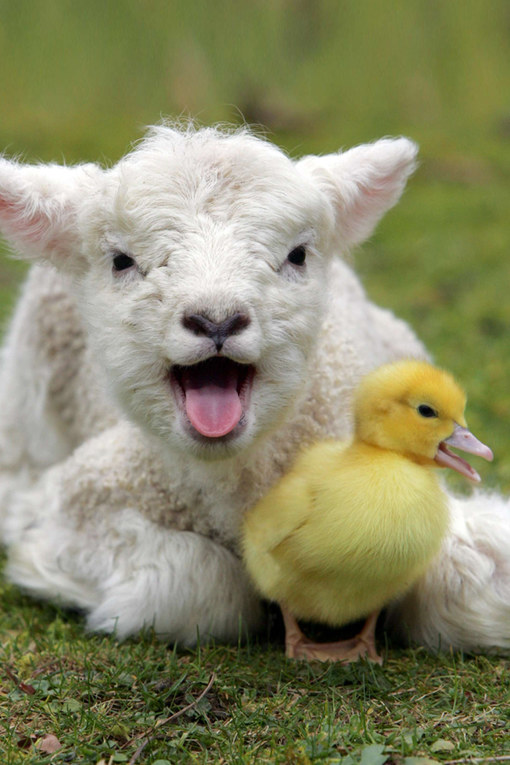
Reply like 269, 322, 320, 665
281, 606, 383, 665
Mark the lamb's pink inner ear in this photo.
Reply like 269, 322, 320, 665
0, 159, 102, 271
0, 195, 23, 232
0, 196, 15, 214
0, 195, 50, 245
297, 137, 418, 250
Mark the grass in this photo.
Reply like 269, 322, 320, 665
1, 580, 509, 764
1, 1, 510, 762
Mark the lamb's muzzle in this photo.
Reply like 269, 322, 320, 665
182, 312, 251, 352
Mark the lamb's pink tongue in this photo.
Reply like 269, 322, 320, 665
183, 362, 242, 438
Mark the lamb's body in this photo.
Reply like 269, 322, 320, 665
0, 124, 509, 651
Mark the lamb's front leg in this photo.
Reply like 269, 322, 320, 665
3, 423, 262, 645
86, 521, 262, 643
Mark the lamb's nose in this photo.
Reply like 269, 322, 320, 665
182, 312, 250, 351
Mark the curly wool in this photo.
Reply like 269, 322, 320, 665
0, 124, 508, 651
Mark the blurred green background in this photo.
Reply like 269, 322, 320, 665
0, 0, 509, 488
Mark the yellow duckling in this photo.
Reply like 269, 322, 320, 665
242, 360, 493, 663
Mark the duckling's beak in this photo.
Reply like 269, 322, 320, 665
435, 424, 493, 482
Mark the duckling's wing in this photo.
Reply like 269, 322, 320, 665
243, 469, 315, 555
243, 441, 350, 555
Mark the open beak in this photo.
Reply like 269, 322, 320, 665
435, 424, 493, 483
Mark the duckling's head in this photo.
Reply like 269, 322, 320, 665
354, 360, 493, 481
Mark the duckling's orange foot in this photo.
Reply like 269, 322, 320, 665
282, 606, 383, 665
285, 634, 383, 665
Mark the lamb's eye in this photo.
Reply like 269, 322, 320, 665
417, 404, 438, 418
287, 245, 307, 266
112, 252, 136, 272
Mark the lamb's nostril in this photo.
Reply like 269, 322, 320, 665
182, 314, 214, 337
182, 312, 250, 351
222, 313, 251, 336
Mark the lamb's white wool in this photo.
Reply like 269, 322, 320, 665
0, 123, 508, 652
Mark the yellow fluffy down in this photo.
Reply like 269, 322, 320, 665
241, 360, 466, 628
242, 439, 449, 626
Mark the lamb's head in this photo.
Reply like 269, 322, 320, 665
0, 124, 417, 460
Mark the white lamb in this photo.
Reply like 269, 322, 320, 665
0, 123, 508, 652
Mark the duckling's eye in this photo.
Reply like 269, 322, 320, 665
287, 245, 307, 266
112, 252, 136, 272
417, 404, 438, 418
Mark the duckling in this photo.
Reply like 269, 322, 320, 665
242, 360, 493, 663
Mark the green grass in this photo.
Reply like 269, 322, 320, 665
1, 1, 510, 762
1, 579, 509, 764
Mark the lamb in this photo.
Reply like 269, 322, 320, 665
0, 123, 508, 652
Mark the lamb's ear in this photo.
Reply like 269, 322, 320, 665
297, 138, 418, 248
0, 158, 102, 274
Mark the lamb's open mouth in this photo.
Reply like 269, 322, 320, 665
170, 358, 255, 439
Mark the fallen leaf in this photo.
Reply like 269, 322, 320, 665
19, 681, 36, 695
35, 734, 62, 753
360, 744, 388, 765
110, 722, 130, 740
430, 739, 455, 753
4, 665, 35, 695
62, 698, 82, 713
402, 728, 425, 746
